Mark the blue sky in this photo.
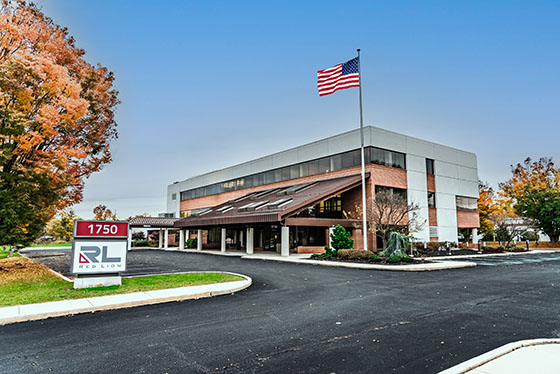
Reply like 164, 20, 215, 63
38, 0, 560, 219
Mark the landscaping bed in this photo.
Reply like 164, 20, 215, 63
0, 257, 243, 307
310, 249, 432, 265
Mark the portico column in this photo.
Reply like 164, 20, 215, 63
197, 229, 202, 251
221, 228, 227, 252
127, 229, 132, 251
328, 226, 335, 248
164, 228, 169, 249
472, 228, 478, 244
158, 229, 163, 248
281, 226, 289, 257
179, 229, 185, 250
246, 227, 254, 255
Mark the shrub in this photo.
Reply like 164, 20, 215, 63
133, 240, 149, 247
337, 249, 373, 261
368, 254, 383, 262
185, 238, 197, 248
312, 246, 337, 259
330, 225, 354, 251
385, 253, 413, 263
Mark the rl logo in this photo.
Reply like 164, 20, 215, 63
78, 246, 121, 264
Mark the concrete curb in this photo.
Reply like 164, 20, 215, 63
241, 255, 477, 271
433, 249, 556, 260
0, 272, 252, 326
439, 338, 560, 374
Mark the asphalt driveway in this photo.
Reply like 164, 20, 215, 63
2, 249, 560, 373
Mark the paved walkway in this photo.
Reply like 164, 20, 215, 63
440, 339, 560, 374
0, 272, 251, 325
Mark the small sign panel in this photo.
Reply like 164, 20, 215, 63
74, 220, 129, 239
71, 240, 128, 274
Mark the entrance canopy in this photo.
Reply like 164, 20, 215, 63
128, 216, 179, 229
175, 173, 367, 229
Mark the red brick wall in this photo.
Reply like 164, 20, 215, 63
427, 175, 435, 192
429, 208, 438, 226
456, 210, 480, 228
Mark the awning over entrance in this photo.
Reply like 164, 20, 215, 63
128, 217, 181, 250
129, 216, 179, 228
174, 173, 367, 229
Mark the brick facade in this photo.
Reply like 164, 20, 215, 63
456, 210, 480, 228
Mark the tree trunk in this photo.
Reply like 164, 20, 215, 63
8, 245, 13, 258
549, 234, 559, 243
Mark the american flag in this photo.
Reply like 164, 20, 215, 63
317, 57, 360, 96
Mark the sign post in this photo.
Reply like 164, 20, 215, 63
71, 220, 129, 289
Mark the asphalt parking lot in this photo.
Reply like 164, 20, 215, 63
2, 249, 560, 373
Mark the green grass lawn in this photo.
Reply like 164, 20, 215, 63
0, 251, 20, 260
0, 257, 244, 307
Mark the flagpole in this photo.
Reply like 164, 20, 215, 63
357, 49, 368, 252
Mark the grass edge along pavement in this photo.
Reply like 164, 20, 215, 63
0, 257, 244, 307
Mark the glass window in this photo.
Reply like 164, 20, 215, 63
308, 160, 319, 175
352, 149, 361, 167
371, 147, 385, 165
375, 186, 407, 202
426, 158, 434, 175
428, 192, 436, 208
330, 154, 341, 171
194, 187, 204, 198
274, 168, 282, 182
262, 170, 272, 184
341, 151, 354, 169
300, 162, 309, 177
255, 172, 265, 186
393, 152, 405, 169
171, 193, 177, 200
319, 157, 330, 173
290, 165, 299, 179
456, 196, 477, 211
281, 167, 290, 181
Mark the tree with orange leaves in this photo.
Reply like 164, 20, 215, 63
0, 0, 119, 249
499, 157, 560, 242
478, 181, 498, 238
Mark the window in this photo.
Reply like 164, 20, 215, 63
426, 158, 435, 175
216, 205, 233, 213
456, 196, 477, 211
319, 157, 330, 173
179, 147, 408, 201
308, 159, 319, 175
171, 193, 177, 200
330, 154, 342, 171
268, 198, 292, 209
281, 167, 290, 181
318, 195, 342, 218
239, 201, 269, 211
393, 152, 405, 169
371, 147, 406, 169
299, 162, 309, 177
375, 186, 407, 201
290, 165, 299, 179
427, 192, 436, 208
